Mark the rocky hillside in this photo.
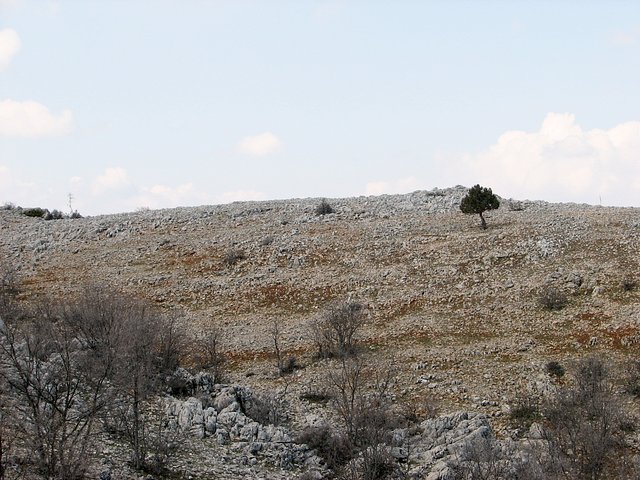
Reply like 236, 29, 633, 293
1, 186, 639, 477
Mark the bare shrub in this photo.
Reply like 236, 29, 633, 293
312, 301, 366, 358
65, 285, 183, 471
296, 425, 353, 470
509, 396, 541, 433
624, 360, 640, 397
450, 434, 544, 480
243, 383, 291, 427
538, 286, 568, 311
0, 262, 20, 315
323, 358, 399, 479
196, 326, 227, 383
542, 356, 629, 480
155, 314, 186, 374
270, 318, 299, 376
0, 302, 111, 479
141, 411, 182, 476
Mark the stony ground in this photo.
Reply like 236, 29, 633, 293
2, 186, 640, 478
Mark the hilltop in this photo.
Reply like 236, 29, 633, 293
1, 186, 639, 478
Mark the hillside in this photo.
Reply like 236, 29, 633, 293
1, 186, 639, 478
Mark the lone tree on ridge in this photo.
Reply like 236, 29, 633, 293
460, 184, 500, 230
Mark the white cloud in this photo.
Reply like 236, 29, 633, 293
92, 167, 131, 195
217, 189, 265, 203
128, 182, 212, 211
238, 132, 281, 156
0, 164, 42, 206
0, 29, 20, 70
611, 28, 639, 45
365, 177, 420, 196
314, 1, 345, 22
454, 112, 640, 206
0, 99, 73, 137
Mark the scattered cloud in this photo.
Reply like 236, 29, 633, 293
611, 28, 639, 45
0, 29, 21, 70
0, 99, 73, 137
217, 189, 265, 203
453, 112, 640, 206
0, 164, 42, 206
314, 1, 345, 22
238, 132, 281, 156
0, 0, 21, 11
92, 167, 131, 195
128, 183, 211, 211
365, 176, 420, 196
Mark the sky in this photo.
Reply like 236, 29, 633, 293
1, 0, 639, 215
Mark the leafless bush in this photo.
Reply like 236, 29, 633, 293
0, 304, 107, 478
196, 326, 227, 383
0, 262, 20, 315
0, 282, 185, 476
538, 286, 568, 311
271, 318, 299, 376
541, 356, 629, 480
322, 358, 400, 479
509, 396, 541, 434
155, 314, 186, 374
296, 425, 353, 470
243, 383, 291, 427
624, 360, 640, 398
450, 434, 544, 480
327, 358, 396, 444
64, 285, 184, 471
312, 301, 366, 358
141, 412, 182, 476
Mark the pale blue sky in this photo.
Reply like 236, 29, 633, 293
1, 1, 639, 215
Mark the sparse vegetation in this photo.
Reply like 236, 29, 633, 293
243, 385, 290, 427
311, 301, 366, 358
223, 248, 246, 267
545, 360, 565, 379
541, 357, 628, 480
315, 198, 335, 216
621, 277, 637, 292
22, 207, 47, 218
296, 425, 353, 470
196, 326, 227, 383
624, 360, 640, 397
538, 286, 568, 310
509, 397, 541, 432
0, 281, 185, 477
3, 189, 640, 479
19, 206, 82, 220
459, 184, 500, 229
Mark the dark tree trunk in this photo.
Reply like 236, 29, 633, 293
479, 212, 487, 229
